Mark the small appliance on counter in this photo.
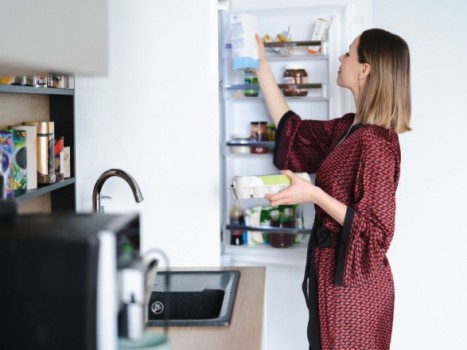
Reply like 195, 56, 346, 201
0, 201, 161, 350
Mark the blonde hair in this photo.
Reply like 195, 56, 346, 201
357, 28, 411, 133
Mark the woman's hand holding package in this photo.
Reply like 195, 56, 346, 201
265, 170, 315, 206
266, 170, 347, 226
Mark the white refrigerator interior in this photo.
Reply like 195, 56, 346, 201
219, 4, 351, 350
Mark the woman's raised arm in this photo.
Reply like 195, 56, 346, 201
254, 34, 290, 127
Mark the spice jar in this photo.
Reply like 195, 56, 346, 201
244, 69, 259, 97
34, 75, 47, 88
250, 121, 268, 154
283, 65, 308, 96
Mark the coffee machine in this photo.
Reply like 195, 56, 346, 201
0, 202, 152, 350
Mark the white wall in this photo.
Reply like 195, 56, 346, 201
75, 0, 221, 267
0, 0, 107, 75
373, 1, 467, 349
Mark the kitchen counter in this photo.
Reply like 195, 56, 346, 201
148, 266, 265, 350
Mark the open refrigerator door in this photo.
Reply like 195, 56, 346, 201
219, 4, 350, 262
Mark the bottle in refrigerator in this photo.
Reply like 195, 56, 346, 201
244, 69, 259, 97
229, 200, 245, 245
250, 121, 268, 154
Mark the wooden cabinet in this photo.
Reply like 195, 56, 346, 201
0, 84, 76, 213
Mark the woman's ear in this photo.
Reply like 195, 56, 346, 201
359, 63, 371, 79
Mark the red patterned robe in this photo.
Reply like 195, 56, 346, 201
274, 111, 400, 350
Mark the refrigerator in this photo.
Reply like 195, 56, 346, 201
218, 4, 351, 350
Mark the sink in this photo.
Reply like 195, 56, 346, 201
146, 270, 240, 327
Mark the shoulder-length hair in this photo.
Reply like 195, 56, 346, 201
357, 28, 411, 133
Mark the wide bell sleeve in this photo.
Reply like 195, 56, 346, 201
273, 111, 351, 173
334, 131, 401, 287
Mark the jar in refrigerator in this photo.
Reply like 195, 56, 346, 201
244, 69, 259, 97
270, 205, 296, 248
283, 65, 308, 96
250, 121, 268, 154
270, 216, 295, 248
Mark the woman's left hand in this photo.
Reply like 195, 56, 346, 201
265, 170, 316, 206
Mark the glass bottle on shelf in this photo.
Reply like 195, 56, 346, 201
244, 69, 259, 97
250, 121, 269, 154
229, 200, 245, 245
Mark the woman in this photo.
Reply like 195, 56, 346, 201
255, 28, 411, 349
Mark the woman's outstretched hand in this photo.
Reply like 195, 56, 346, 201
253, 33, 290, 126
265, 170, 315, 206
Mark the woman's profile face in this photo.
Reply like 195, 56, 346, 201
337, 36, 366, 94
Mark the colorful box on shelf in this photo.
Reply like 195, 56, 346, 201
0, 130, 14, 199
11, 129, 27, 195
10, 125, 37, 190
231, 172, 311, 199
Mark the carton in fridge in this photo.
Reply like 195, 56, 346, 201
231, 172, 311, 199
229, 13, 259, 70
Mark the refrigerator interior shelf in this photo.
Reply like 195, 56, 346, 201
278, 83, 322, 89
226, 224, 311, 235
224, 83, 322, 90
225, 152, 273, 158
225, 40, 322, 49
223, 94, 329, 102
266, 53, 328, 61
222, 243, 308, 266
264, 40, 322, 48
227, 140, 275, 147
222, 52, 328, 61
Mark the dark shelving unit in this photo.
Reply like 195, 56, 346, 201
0, 83, 76, 211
